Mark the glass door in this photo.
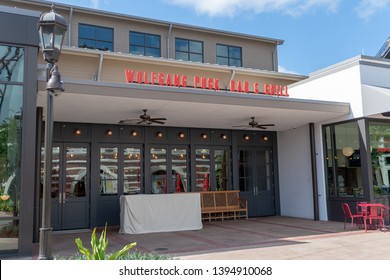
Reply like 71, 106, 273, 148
44, 143, 90, 230
238, 147, 274, 217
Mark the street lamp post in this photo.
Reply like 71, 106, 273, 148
37, 5, 67, 260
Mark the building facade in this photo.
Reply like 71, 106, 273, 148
0, 0, 388, 258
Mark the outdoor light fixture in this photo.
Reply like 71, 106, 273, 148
131, 130, 138, 137
74, 129, 81, 135
106, 129, 113, 136
178, 132, 185, 139
201, 133, 207, 139
156, 131, 163, 138
37, 5, 67, 260
243, 134, 250, 141
221, 134, 227, 140
262, 135, 269, 141
37, 5, 67, 64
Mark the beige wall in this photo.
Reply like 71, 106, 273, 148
4, 0, 278, 71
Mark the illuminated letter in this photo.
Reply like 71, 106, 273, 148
194, 76, 200, 88
125, 69, 135, 83
253, 82, 259, 93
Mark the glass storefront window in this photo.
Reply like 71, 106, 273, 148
123, 147, 141, 194
0, 46, 24, 82
369, 121, 390, 196
172, 148, 188, 192
325, 122, 363, 197
100, 147, 118, 195
0, 45, 24, 253
214, 149, 229, 191
195, 148, 210, 191
150, 148, 167, 194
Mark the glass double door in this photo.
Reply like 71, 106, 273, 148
43, 143, 90, 230
238, 147, 275, 217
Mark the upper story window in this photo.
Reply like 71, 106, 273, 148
78, 23, 113, 51
175, 38, 203, 63
129, 31, 161, 57
216, 44, 242, 67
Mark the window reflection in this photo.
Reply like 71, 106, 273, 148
123, 147, 141, 194
100, 147, 118, 195
172, 148, 188, 192
195, 149, 210, 191
0, 46, 24, 82
325, 122, 363, 197
215, 149, 229, 191
369, 121, 390, 196
150, 148, 167, 194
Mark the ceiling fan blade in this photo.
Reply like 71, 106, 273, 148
256, 124, 275, 129
150, 119, 165, 124
150, 117, 167, 121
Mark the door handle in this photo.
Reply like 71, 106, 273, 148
58, 192, 67, 203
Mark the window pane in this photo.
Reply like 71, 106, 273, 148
175, 52, 188, 61
172, 148, 188, 192
130, 46, 145, 55
215, 149, 229, 191
79, 38, 95, 49
0, 84, 22, 219
146, 47, 160, 57
229, 46, 241, 59
79, 24, 95, 39
96, 27, 113, 42
229, 58, 242, 67
175, 39, 188, 52
195, 149, 210, 192
100, 147, 118, 195
130, 32, 144, 46
189, 41, 202, 53
216, 44, 228, 57
150, 148, 167, 194
238, 150, 252, 192
66, 147, 87, 198
217, 57, 229, 66
189, 53, 202, 62
96, 41, 113, 51
326, 122, 363, 198
145, 34, 160, 48
123, 147, 141, 194
369, 121, 390, 196
0, 46, 24, 82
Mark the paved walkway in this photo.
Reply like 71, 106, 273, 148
41, 216, 390, 260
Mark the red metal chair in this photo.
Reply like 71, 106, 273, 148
341, 203, 363, 230
362, 204, 385, 232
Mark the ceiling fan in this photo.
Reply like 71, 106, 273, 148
234, 117, 275, 129
119, 109, 167, 125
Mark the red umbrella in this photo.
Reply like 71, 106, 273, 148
176, 173, 181, 192
203, 173, 209, 192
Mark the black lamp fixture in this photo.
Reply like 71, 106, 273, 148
37, 5, 67, 261
221, 133, 228, 140
201, 133, 208, 139
178, 132, 185, 139
37, 5, 67, 64
131, 130, 138, 137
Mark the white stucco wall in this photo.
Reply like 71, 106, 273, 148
277, 125, 314, 219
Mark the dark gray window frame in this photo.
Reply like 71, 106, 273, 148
129, 31, 161, 57
78, 23, 114, 51
216, 43, 242, 67
175, 38, 204, 63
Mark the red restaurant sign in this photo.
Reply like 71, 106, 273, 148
125, 69, 289, 97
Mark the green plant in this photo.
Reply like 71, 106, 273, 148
75, 225, 136, 260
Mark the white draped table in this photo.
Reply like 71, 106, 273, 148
119, 193, 203, 234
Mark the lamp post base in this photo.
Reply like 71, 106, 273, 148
38, 227, 53, 260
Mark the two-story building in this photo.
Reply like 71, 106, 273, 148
0, 0, 389, 258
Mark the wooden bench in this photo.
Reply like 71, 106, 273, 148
200, 190, 248, 221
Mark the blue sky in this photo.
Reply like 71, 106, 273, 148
57, 0, 390, 75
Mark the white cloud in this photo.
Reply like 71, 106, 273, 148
90, 0, 100, 9
168, 0, 390, 19
168, 0, 341, 17
354, 0, 390, 20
